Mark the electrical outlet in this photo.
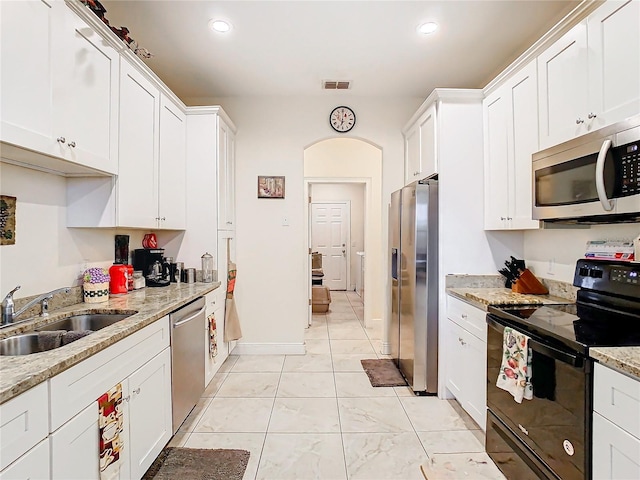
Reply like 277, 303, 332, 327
282, 216, 290, 226
547, 258, 556, 275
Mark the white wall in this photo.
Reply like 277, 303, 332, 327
310, 183, 365, 289
0, 163, 146, 299
524, 223, 640, 282
186, 95, 421, 352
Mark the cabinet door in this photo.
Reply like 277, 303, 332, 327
0, 0, 54, 152
483, 88, 510, 230
0, 439, 49, 480
51, 403, 100, 480
593, 412, 640, 480
446, 320, 466, 401
404, 123, 420, 184
538, 21, 589, 149
507, 61, 540, 230
463, 330, 487, 431
118, 61, 160, 228
419, 104, 437, 178
158, 95, 187, 230
217, 120, 235, 230
588, 0, 640, 129
51, 2, 119, 174
128, 348, 172, 480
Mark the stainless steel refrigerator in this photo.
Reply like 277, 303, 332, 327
389, 179, 438, 395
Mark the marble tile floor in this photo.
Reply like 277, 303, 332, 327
170, 291, 506, 480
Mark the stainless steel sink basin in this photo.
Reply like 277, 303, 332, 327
0, 312, 135, 356
36, 313, 132, 332
0, 333, 43, 356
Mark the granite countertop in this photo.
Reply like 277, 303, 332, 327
0, 282, 220, 404
447, 287, 573, 311
590, 347, 640, 380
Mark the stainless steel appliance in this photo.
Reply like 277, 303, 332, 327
389, 179, 438, 394
170, 297, 206, 433
132, 248, 170, 287
486, 259, 640, 480
532, 115, 640, 224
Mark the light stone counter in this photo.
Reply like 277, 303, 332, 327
590, 347, 640, 380
0, 282, 220, 404
447, 287, 573, 311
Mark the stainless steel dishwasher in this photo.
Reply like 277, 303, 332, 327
170, 296, 205, 433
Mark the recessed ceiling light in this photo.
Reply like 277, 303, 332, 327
209, 19, 231, 33
418, 22, 438, 35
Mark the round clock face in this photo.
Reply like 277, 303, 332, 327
330, 106, 356, 133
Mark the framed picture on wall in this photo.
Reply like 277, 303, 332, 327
258, 176, 285, 199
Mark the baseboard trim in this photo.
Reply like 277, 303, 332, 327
231, 342, 306, 355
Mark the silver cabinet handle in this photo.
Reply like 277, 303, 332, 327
57, 136, 66, 143
595, 139, 614, 211
173, 306, 206, 328
458, 337, 466, 346
461, 313, 468, 319
588, 112, 597, 119
576, 118, 584, 124
500, 216, 506, 221
507, 217, 512, 220
133, 387, 141, 395
123, 395, 130, 402
160, 217, 166, 221
68, 141, 76, 148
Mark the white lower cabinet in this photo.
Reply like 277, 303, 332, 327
0, 439, 50, 480
128, 348, 172, 480
51, 403, 104, 480
592, 362, 640, 479
204, 289, 228, 387
446, 296, 487, 431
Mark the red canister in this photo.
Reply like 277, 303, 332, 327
126, 264, 134, 291
109, 264, 128, 295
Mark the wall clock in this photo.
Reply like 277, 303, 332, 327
330, 106, 356, 133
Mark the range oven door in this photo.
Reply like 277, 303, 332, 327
486, 315, 591, 480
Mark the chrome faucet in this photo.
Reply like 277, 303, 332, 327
1, 285, 71, 326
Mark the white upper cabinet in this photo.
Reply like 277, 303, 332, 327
1, 0, 119, 176
159, 95, 187, 230
587, 0, 640, 127
484, 61, 540, 230
404, 103, 437, 184
217, 119, 236, 231
118, 60, 161, 229
538, 0, 640, 149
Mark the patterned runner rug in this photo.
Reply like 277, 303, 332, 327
361, 358, 407, 387
142, 447, 250, 480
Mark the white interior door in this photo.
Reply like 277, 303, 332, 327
311, 202, 349, 291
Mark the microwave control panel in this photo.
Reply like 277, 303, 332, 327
618, 141, 639, 196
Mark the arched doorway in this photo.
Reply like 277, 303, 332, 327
303, 137, 383, 343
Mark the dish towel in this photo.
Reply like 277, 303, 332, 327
98, 383, 124, 480
496, 327, 533, 403
208, 313, 218, 359
224, 238, 242, 342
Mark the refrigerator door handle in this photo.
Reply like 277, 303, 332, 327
391, 248, 398, 280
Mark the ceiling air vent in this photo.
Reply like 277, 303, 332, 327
323, 80, 351, 90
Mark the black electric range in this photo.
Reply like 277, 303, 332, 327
485, 259, 640, 480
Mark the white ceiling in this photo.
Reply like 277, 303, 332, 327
101, 0, 580, 101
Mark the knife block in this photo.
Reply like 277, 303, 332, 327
512, 269, 549, 295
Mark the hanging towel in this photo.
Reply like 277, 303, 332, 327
224, 238, 242, 341
209, 313, 218, 359
98, 383, 124, 480
496, 327, 533, 403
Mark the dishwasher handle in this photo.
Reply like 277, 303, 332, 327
172, 306, 205, 329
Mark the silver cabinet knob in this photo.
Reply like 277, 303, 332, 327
588, 112, 597, 119
458, 337, 467, 346
461, 313, 468, 319
57, 136, 66, 143
500, 216, 506, 221
160, 217, 166, 221
507, 217, 513, 220
133, 387, 141, 395
67, 141, 76, 148
576, 118, 584, 124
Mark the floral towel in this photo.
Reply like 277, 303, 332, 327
209, 313, 218, 360
98, 383, 124, 480
496, 327, 533, 403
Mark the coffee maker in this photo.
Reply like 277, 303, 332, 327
132, 249, 170, 287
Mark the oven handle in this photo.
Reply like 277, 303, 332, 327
487, 316, 584, 368
595, 138, 614, 211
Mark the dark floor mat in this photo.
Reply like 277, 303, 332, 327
142, 447, 250, 480
361, 358, 408, 387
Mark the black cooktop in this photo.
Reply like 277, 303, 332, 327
488, 302, 640, 355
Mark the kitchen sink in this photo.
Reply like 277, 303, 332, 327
0, 311, 136, 356
0, 333, 43, 356
36, 313, 133, 332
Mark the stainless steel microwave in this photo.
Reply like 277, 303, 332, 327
532, 115, 640, 223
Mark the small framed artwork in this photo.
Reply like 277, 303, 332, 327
258, 176, 285, 199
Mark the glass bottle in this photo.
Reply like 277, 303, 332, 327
201, 252, 215, 283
